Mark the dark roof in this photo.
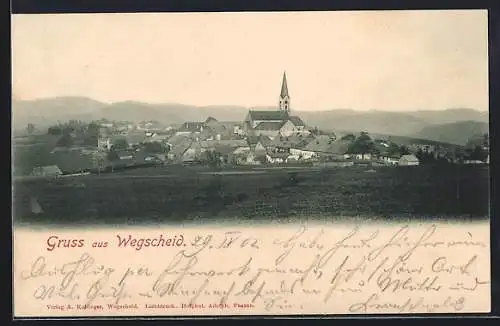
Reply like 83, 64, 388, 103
258, 136, 273, 147
169, 138, 193, 159
246, 136, 260, 145
280, 72, 289, 98
200, 139, 247, 149
303, 136, 349, 154
254, 121, 286, 131
213, 145, 238, 155
289, 116, 305, 126
248, 110, 289, 121
246, 135, 273, 147
167, 134, 192, 146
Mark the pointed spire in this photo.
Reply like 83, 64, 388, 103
280, 71, 289, 98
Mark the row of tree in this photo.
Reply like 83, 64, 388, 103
50, 121, 101, 147
341, 132, 410, 157
106, 139, 170, 161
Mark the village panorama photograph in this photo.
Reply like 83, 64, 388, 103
11, 11, 489, 227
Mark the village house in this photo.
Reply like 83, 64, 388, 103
98, 137, 112, 151
463, 159, 486, 165
246, 135, 273, 153
266, 151, 290, 164
296, 135, 348, 161
147, 132, 172, 143
30, 165, 63, 178
201, 117, 242, 140
380, 155, 400, 165
166, 134, 193, 162
344, 152, 373, 160
398, 154, 420, 166
116, 131, 148, 147
175, 122, 205, 136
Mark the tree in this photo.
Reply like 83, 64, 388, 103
143, 141, 167, 153
112, 138, 129, 151
341, 133, 356, 142
399, 145, 410, 155
83, 122, 100, 146
204, 150, 222, 168
26, 123, 35, 134
107, 148, 120, 161
48, 126, 63, 135
311, 127, 320, 136
467, 145, 488, 162
347, 132, 376, 154
387, 142, 401, 157
416, 148, 435, 164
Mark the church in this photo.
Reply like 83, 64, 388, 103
244, 72, 308, 139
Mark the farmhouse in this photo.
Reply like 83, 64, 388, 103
298, 136, 348, 160
202, 117, 242, 140
30, 165, 62, 177
398, 154, 420, 166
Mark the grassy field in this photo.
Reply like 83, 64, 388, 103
12, 164, 489, 226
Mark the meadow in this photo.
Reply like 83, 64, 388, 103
12, 164, 489, 226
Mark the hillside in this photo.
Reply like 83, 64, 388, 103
299, 110, 429, 136
12, 97, 488, 143
412, 120, 489, 146
12, 96, 108, 130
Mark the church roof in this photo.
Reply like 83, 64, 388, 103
280, 72, 289, 98
289, 115, 305, 127
248, 110, 289, 121
246, 135, 273, 147
254, 121, 286, 131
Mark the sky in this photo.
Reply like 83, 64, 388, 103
11, 10, 488, 112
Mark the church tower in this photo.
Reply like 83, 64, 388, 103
279, 71, 290, 114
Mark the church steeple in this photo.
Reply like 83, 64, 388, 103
279, 71, 290, 113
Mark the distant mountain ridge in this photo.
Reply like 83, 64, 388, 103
12, 96, 489, 145
412, 120, 489, 146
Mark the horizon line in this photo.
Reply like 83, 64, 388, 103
12, 95, 488, 113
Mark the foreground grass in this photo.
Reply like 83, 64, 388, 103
13, 164, 489, 226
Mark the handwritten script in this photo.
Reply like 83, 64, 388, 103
13, 223, 490, 316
